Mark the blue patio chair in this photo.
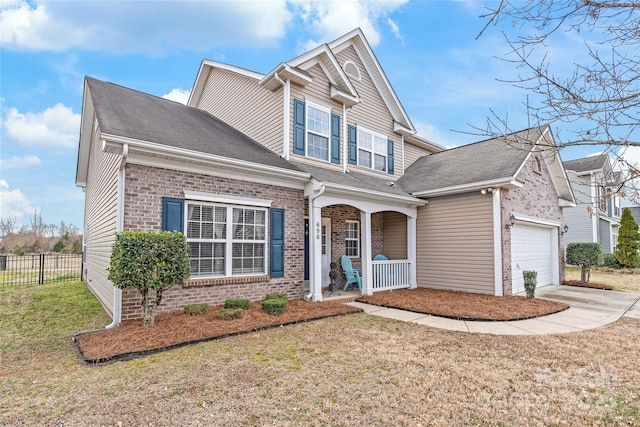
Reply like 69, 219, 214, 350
373, 254, 388, 286
341, 255, 362, 291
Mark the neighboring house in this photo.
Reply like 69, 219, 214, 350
562, 154, 623, 254
76, 28, 575, 323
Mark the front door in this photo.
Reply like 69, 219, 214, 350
321, 218, 331, 285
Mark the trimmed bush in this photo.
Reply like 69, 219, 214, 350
224, 298, 250, 310
602, 253, 623, 269
566, 242, 603, 282
108, 230, 191, 326
265, 292, 288, 301
523, 270, 537, 298
261, 298, 288, 315
183, 303, 209, 316
216, 307, 244, 320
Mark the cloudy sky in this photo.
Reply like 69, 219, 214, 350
2, 0, 639, 230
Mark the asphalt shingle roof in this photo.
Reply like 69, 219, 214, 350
398, 127, 547, 194
291, 162, 411, 197
86, 77, 301, 172
563, 154, 608, 173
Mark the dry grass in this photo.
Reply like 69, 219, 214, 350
565, 267, 640, 292
3, 281, 640, 426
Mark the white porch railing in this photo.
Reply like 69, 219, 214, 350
371, 259, 411, 291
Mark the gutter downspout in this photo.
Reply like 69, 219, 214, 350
274, 72, 290, 160
305, 183, 326, 300
106, 142, 128, 329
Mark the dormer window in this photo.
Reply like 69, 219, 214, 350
343, 61, 361, 81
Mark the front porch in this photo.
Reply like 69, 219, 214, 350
304, 180, 423, 301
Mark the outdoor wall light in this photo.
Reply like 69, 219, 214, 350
561, 224, 569, 235
505, 213, 516, 230
480, 187, 494, 195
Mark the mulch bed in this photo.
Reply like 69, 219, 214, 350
562, 280, 613, 290
357, 288, 569, 321
74, 300, 362, 364
75, 288, 570, 364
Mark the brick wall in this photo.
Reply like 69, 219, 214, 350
500, 153, 565, 294
120, 163, 305, 320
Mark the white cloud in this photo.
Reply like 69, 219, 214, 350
0, 155, 41, 170
1, 0, 292, 53
3, 103, 80, 149
0, 180, 36, 220
291, 0, 408, 51
162, 88, 191, 105
414, 121, 460, 149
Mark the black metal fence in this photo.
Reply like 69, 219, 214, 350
0, 253, 83, 287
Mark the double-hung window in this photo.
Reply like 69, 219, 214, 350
345, 220, 360, 258
187, 202, 266, 277
306, 102, 331, 161
357, 127, 387, 172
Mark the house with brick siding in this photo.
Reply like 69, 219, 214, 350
76, 28, 575, 323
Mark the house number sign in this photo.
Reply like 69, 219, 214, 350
315, 221, 321, 240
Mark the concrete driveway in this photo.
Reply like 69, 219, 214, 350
536, 285, 640, 320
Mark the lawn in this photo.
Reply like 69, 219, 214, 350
565, 266, 640, 292
2, 281, 640, 426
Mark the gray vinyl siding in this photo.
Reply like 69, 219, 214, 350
383, 211, 407, 259
83, 121, 120, 316
197, 68, 283, 154
562, 173, 595, 244
416, 192, 495, 294
599, 218, 612, 253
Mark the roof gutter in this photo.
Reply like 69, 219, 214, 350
101, 134, 311, 183
323, 181, 426, 206
411, 177, 523, 198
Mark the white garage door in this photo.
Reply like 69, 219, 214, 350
511, 223, 555, 294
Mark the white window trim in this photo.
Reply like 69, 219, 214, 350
184, 190, 272, 207
345, 220, 360, 258
305, 100, 332, 162
185, 200, 268, 278
357, 125, 388, 172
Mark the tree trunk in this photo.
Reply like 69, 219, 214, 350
140, 289, 155, 327
581, 265, 591, 283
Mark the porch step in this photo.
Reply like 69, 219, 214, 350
322, 291, 360, 304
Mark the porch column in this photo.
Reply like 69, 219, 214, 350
407, 216, 417, 289
361, 211, 373, 296
309, 200, 323, 301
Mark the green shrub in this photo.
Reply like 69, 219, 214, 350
107, 230, 191, 326
523, 270, 537, 298
265, 292, 288, 301
224, 298, 250, 310
216, 307, 244, 320
183, 303, 209, 316
615, 207, 640, 268
602, 253, 623, 269
566, 242, 603, 282
261, 298, 288, 315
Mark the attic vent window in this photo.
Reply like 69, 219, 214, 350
343, 61, 361, 81
534, 156, 542, 175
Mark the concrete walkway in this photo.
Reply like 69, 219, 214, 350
347, 285, 640, 335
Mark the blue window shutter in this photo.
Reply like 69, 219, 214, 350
293, 99, 305, 155
348, 125, 357, 165
162, 197, 184, 233
270, 208, 285, 277
330, 113, 340, 164
387, 139, 395, 175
